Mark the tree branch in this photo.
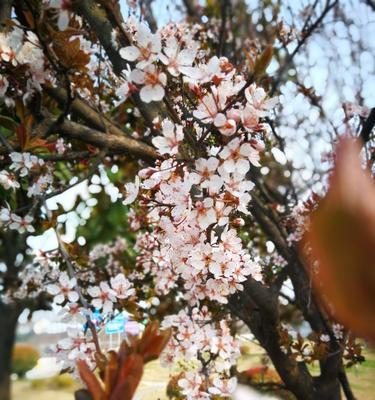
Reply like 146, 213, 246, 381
182, 0, 202, 19
360, 107, 375, 143
363, 0, 375, 11
39, 115, 158, 161
338, 366, 357, 400
271, 0, 338, 95
228, 292, 316, 400
141, 0, 158, 32
0, 0, 13, 29
44, 86, 129, 137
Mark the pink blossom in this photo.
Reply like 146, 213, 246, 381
47, 272, 79, 304
194, 198, 217, 229
8, 214, 35, 233
159, 36, 197, 77
119, 22, 161, 69
178, 371, 203, 396
152, 119, 184, 155
130, 65, 166, 103
213, 112, 237, 136
110, 273, 135, 299
208, 377, 237, 397
123, 176, 140, 205
219, 138, 260, 174
245, 84, 278, 117
87, 282, 117, 313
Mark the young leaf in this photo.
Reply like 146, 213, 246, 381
76, 360, 105, 400
112, 354, 144, 400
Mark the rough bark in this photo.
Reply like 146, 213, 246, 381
0, 303, 20, 400
229, 288, 343, 400
231, 186, 345, 400
37, 113, 158, 162
229, 286, 316, 400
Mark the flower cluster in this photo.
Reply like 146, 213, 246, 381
1, 249, 61, 304
0, 207, 35, 233
0, 27, 47, 105
9, 152, 44, 177
49, 327, 96, 373
118, 19, 277, 393
47, 271, 135, 373
161, 307, 239, 399
87, 273, 135, 313
118, 18, 199, 102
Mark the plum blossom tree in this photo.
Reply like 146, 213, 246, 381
0, 1, 374, 400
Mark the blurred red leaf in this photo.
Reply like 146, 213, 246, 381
103, 352, 119, 397
111, 354, 144, 400
75, 322, 170, 400
254, 45, 273, 78
138, 322, 171, 362
306, 137, 375, 340
76, 360, 105, 400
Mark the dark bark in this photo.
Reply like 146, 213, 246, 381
229, 285, 316, 400
232, 189, 346, 399
313, 376, 341, 400
0, 0, 13, 29
360, 107, 375, 143
182, 0, 201, 19
0, 303, 20, 400
37, 113, 158, 162
229, 289, 343, 400
338, 367, 357, 400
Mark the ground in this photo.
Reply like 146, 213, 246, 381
11, 346, 375, 400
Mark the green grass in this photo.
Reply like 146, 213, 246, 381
362, 359, 375, 368
342, 349, 375, 400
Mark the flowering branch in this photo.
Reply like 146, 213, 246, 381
43, 200, 103, 355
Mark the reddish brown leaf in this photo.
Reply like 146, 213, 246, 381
254, 45, 273, 78
141, 329, 171, 362
53, 35, 90, 70
112, 354, 144, 400
24, 137, 50, 151
95, 351, 109, 377
104, 351, 119, 397
306, 137, 375, 340
76, 360, 105, 400
15, 125, 27, 150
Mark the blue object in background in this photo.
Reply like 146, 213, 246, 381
105, 312, 127, 334
83, 309, 103, 331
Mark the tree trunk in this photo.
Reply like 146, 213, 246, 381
0, 303, 20, 400
229, 290, 344, 400
241, 313, 343, 400
314, 377, 341, 400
